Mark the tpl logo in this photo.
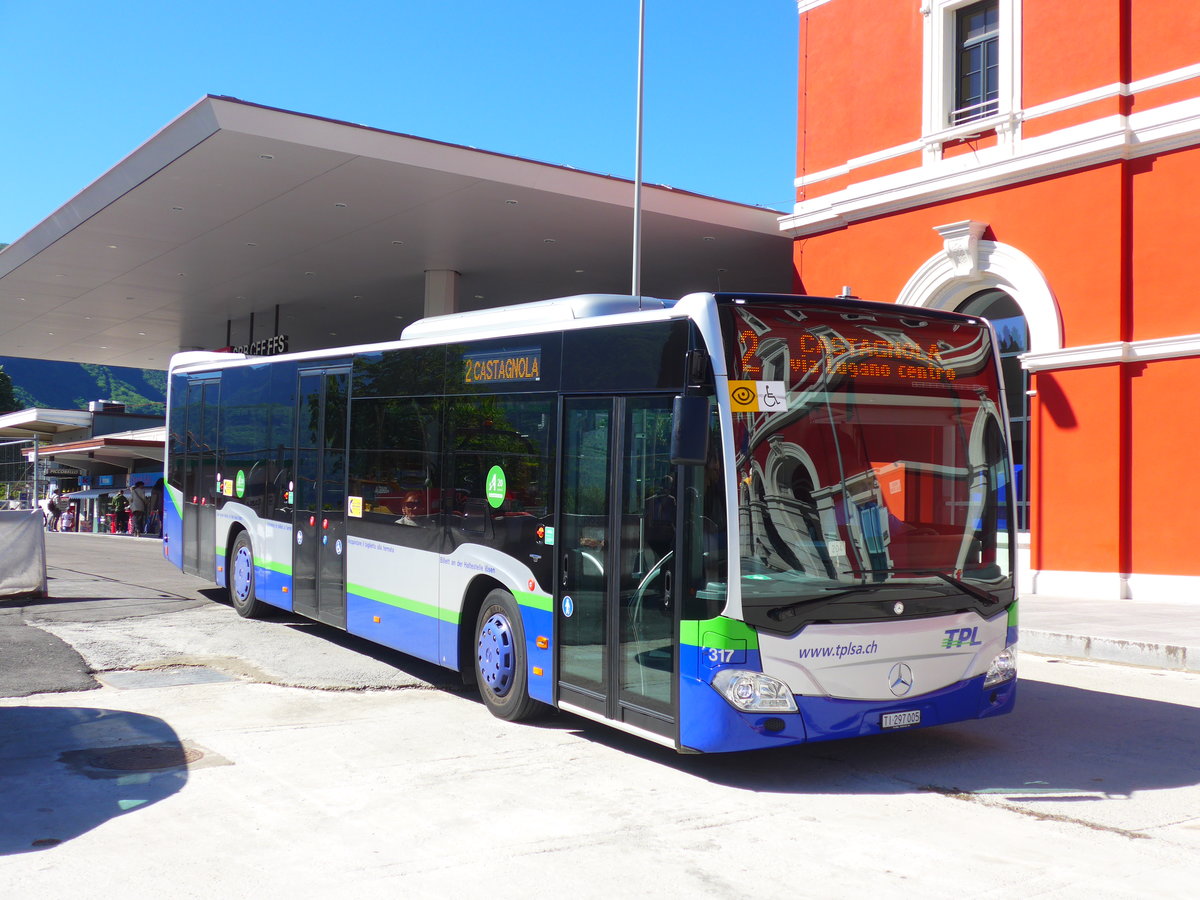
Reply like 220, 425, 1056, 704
942, 627, 983, 649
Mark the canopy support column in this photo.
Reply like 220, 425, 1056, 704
423, 269, 461, 318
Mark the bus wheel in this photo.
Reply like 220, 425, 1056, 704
229, 532, 265, 619
475, 589, 539, 722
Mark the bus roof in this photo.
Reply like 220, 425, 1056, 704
399, 294, 674, 341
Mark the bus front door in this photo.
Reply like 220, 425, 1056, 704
557, 396, 677, 744
291, 367, 350, 628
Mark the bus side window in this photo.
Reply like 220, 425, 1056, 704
446, 397, 554, 550
348, 397, 441, 541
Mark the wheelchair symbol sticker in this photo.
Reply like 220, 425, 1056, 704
728, 381, 789, 413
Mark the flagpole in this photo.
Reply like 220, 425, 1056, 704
632, 0, 645, 304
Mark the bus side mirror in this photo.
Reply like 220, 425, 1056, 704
670, 395, 709, 465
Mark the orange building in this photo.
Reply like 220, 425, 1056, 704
785, 1, 1200, 601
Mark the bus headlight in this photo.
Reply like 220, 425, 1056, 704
983, 647, 1017, 688
712, 670, 798, 713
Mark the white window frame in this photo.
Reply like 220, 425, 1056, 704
921, 0, 1022, 152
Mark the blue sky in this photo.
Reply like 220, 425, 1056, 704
0, 1, 799, 245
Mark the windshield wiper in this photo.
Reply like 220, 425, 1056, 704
767, 585, 888, 622
846, 568, 1000, 607
766, 569, 1003, 623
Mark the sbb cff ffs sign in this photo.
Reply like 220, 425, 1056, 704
220, 334, 289, 357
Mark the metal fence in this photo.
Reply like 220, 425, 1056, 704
0, 439, 36, 508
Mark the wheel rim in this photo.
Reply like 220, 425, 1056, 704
477, 612, 516, 697
232, 544, 253, 603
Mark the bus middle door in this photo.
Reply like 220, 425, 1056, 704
292, 366, 350, 628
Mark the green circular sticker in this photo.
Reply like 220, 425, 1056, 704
485, 465, 507, 509
235, 470, 246, 498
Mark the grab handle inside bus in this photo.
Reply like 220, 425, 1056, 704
670, 394, 709, 465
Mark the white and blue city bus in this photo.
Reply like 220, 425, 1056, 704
164, 292, 1017, 753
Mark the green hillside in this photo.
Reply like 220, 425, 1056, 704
0, 357, 165, 414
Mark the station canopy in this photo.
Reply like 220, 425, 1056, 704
0, 95, 792, 371
0, 408, 93, 441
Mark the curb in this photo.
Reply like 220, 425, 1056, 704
1022, 628, 1198, 673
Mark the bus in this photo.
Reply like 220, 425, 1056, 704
164, 292, 1017, 753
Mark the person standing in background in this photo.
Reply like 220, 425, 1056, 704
129, 481, 148, 535
110, 490, 128, 534
146, 478, 164, 536
45, 489, 63, 532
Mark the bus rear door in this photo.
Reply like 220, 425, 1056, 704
181, 376, 219, 579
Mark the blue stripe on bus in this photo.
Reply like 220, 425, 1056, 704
346, 591, 442, 666
519, 603, 555, 705
254, 566, 293, 612
163, 501, 182, 568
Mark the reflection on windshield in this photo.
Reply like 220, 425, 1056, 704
721, 301, 1014, 613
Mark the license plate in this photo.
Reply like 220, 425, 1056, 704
881, 709, 921, 729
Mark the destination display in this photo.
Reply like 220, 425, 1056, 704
736, 327, 965, 383
724, 303, 994, 390
462, 349, 542, 384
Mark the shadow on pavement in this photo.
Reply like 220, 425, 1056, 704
0, 706, 187, 855
563, 677, 1200, 801
200, 588, 468, 690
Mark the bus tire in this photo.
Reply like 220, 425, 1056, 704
229, 531, 266, 619
474, 589, 539, 722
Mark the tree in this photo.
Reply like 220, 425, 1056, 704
0, 365, 21, 413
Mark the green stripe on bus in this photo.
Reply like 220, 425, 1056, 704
166, 484, 183, 517
515, 590, 553, 612
349, 582, 456, 624
1008, 600, 1018, 628
257, 557, 291, 576
680, 617, 759, 651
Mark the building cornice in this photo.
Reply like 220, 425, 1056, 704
783, 96, 1200, 236
1022, 334, 1200, 372
794, 65, 1200, 191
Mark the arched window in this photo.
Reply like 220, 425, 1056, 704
957, 288, 1029, 531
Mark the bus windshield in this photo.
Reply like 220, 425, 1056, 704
719, 298, 1014, 630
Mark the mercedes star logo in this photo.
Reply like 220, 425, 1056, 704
888, 662, 914, 697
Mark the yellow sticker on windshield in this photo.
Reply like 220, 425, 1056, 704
728, 381, 789, 413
